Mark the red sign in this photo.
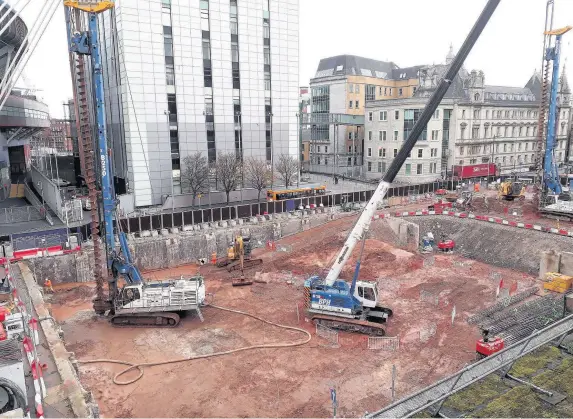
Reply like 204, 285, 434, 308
452, 163, 498, 179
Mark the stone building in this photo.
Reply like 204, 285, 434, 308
363, 49, 571, 183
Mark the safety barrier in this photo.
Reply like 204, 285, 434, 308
372, 209, 573, 238
0, 245, 81, 265
368, 336, 400, 351
5, 261, 47, 418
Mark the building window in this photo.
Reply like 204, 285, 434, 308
368, 131, 372, 141
348, 131, 353, 140
462, 110, 466, 119
378, 162, 382, 172
378, 148, 382, 157
405, 164, 411, 175
349, 84, 353, 93
348, 145, 352, 153
472, 126, 480, 139
431, 130, 439, 141
324, 146, 328, 153
367, 161, 372, 172
379, 111, 387, 121
460, 126, 466, 139
398, 88, 403, 96
394, 110, 400, 120
394, 149, 398, 157
393, 130, 399, 141
474, 109, 480, 119
417, 149, 423, 158
366, 84, 376, 101
367, 147, 372, 157
368, 112, 373, 121
380, 130, 386, 141
431, 148, 438, 157
525, 142, 529, 151
433, 109, 440, 119
355, 84, 360, 93
355, 100, 360, 108
459, 146, 464, 155
416, 164, 423, 175
389, 88, 393, 96
474, 93, 480, 101
349, 101, 353, 109
384, 87, 387, 96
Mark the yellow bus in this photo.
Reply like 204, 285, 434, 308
266, 184, 326, 201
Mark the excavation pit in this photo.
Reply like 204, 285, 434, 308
41, 215, 543, 418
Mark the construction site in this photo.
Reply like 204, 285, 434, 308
2, 0, 573, 417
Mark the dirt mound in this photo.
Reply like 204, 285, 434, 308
364, 251, 396, 263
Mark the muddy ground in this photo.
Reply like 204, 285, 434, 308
47, 216, 538, 418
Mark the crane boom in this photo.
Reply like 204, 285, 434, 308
324, 0, 501, 286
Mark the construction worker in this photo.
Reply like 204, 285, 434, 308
43, 278, 54, 294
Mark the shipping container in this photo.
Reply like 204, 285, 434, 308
452, 163, 498, 179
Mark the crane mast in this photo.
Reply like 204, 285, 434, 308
543, 26, 572, 196
324, 0, 501, 286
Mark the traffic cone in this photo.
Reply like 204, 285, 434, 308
211, 252, 217, 265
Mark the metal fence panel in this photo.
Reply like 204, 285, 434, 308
316, 323, 338, 346
368, 336, 400, 351
12, 227, 69, 251
173, 212, 183, 227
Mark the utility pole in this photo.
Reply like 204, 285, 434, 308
164, 110, 174, 213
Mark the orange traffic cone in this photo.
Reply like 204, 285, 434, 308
211, 252, 217, 265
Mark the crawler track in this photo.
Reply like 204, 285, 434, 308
227, 259, 263, 272
110, 312, 180, 328
311, 314, 386, 336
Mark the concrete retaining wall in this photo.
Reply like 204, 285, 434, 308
25, 210, 342, 283
404, 216, 572, 274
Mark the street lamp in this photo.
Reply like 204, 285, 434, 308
267, 111, 274, 187
235, 111, 244, 202
295, 112, 301, 187
164, 110, 174, 213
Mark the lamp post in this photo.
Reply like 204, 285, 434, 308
164, 110, 174, 213
268, 111, 274, 188
235, 110, 244, 202
295, 112, 300, 187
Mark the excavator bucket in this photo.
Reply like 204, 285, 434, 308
232, 274, 253, 287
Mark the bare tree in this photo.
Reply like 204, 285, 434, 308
244, 157, 271, 202
275, 153, 298, 188
181, 152, 209, 207
216, 151, 243, 205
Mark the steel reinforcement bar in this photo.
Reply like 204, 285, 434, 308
367, 314, 573, 418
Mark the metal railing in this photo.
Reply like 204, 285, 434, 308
367, 314, 573, 418
23, 184, 53, 226
0, 206, 43, 224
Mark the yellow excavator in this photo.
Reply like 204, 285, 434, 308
498, 179, 526, 201
216, 235, 263, 286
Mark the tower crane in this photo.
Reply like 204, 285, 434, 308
63, 1, 206, 327
303, 0, 501, 335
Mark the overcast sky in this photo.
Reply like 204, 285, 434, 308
18, 0, 573, 118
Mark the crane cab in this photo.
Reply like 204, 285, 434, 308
354, 281, 379, 308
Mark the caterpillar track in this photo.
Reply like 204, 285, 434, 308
310, 314, 386, 336
110, 312, 180, 328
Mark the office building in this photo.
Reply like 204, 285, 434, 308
98, 0, 299, 209
308, 54, 422, 176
